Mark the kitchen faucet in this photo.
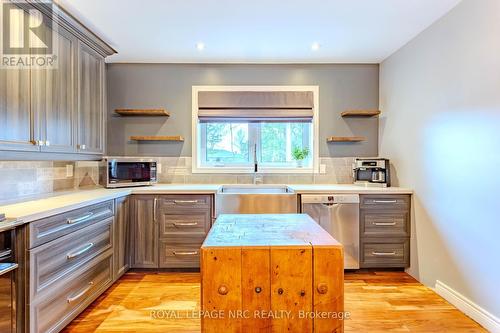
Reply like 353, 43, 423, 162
253, 143, 263, 185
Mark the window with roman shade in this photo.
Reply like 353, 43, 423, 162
192, 86, 319, 173
197, 91, 314, 122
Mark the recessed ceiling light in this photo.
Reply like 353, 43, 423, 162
196, 42, 205, 51
311, 42, 320, 51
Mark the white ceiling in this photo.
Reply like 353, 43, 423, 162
57, 0, 461, 63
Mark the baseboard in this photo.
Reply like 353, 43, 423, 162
435, 280, 500, 333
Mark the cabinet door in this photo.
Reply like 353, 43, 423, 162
114, 196, 130, 279
31, 26, 77, 153
77, 41, 104, 154
0, 8, 37, 152
131, 195, 158, 268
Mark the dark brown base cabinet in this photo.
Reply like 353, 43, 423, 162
359, 195, 411, 268
130, 194, 214, 269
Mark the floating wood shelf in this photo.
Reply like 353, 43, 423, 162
115, 109, 170, 116
341, 110, 381, 117
326, 136, 366, 142
130, 136, 184, 142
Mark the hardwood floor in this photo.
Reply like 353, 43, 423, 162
62, 270, 486, 333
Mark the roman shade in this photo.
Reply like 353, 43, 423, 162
198, 91, 314, 122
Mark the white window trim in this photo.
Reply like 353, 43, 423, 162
192, 85, 320, 174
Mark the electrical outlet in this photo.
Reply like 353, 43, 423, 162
157, 163, 162, 174
66, 164, 74, 178
320, 164, 327, 174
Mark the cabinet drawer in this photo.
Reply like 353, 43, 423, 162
29, 200, 114, 248
360, 195, 410, 211
361, 211, 410, 238
360, 239, 409, 268
159, 236, 205, 268
158, 195, 212, 213
159, 211, 211, 236
29, 217, 113, 299
30, 253, 113, 333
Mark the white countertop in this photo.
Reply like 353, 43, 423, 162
0, 183, 412, 224
288, 184, 412, 194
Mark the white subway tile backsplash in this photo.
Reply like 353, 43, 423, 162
0, 156, 354, 203
0, 161, 100, 204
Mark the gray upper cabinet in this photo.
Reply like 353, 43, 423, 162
0, 67, 35, 151
0, 7, 36, 152
31, 26, 77, 153
0, 2, 115, 160
77, 42, 105, 154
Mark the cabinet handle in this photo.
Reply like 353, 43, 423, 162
67, 281, 94, 303
173, 200, 199, 204
372, 222, 397, 226
218, 285, 228, 295
0, 263, 18, 276
173, 222, 198, 227
173, 251, 198, 256
317, 283, 328, 294
67, 212, 94, 225
372, 251, 397, 256
67, 242, 94, 259
153, 198, 158, 223
372, 200, 397, 204
0, 249, 12, 260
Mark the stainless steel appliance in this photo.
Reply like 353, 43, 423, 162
216, 185, 297, 216
301, 194, 360, 269
101, 158, 158, 188
353, 158, 391, 187
0, 226, 18, 333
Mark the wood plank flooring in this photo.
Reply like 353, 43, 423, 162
62, 270, 486, 333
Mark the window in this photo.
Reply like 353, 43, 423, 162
199, 122, 312, 168
193, 86, 319, 173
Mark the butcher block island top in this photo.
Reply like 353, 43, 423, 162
201, 214, 345, 333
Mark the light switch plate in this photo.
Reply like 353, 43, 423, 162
320, 164, 327, 174
66, 164, 74, 178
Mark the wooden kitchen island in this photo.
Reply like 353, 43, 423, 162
201, 214, 344, 333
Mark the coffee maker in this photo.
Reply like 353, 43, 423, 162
353, 158, 391, 187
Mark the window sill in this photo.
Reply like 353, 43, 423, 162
192, 166, 317, 174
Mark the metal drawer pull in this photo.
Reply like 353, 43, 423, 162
173, 222, 198, 227
372, 222, 397, 226
67, 212, 94, 225
0, 263, 18, 276
173, 251, 198, 256
67, 281, 94, 303
372, 200, 398, 204
0, 249, 12, 260
153, 198, 158, 223
67, 242, 94, 259
173, 200, 199, 204
372, 251, 397, 256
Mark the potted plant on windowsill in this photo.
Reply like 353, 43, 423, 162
292, 147, 309, 168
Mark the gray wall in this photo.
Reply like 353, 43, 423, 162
106, 64, 379, 157
380, 0, 500, 321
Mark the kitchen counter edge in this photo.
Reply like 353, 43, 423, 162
0, 184, 412, 225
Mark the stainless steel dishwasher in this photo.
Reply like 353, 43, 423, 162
301, 194, 360, 269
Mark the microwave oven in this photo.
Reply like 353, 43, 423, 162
101, 158, 158, 188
